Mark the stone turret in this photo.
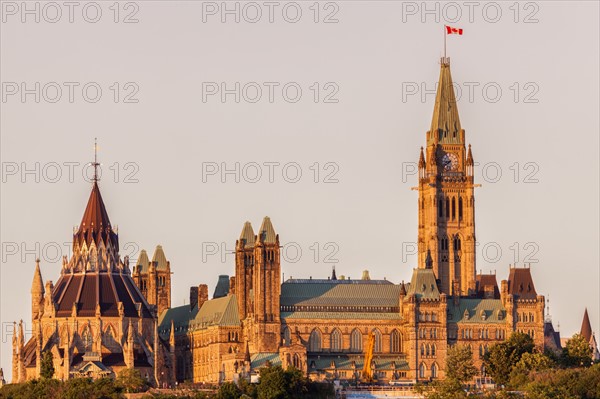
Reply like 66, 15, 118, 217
31, 259, 44, 320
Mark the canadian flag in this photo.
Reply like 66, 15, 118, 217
446, 25, 463, 35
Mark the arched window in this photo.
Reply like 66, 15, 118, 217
431, 363, 438, 378
426, 344, 431, 356
373, 329, 382, 353
293, 354, 301, 369
350, 329, 363, 352
419, 363, 426, 379
330, 329, 342, 352
438, 199, 443, 217
431, 344, 436, 356
446, 198, 450, 218
309, 329, 322, 352
282, 327, 291, 346
421, 344, 425, 356
390, 330, 402, 353
458, 197, 463, 220
529, 313, 534, 322
82, 327, 92, 351
454, 236, 461, 251
452, 197, 456, 220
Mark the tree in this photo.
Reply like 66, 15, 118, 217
446, 344, 478, 384
40, 350, 55, 379
561, 334, 593, 368
218, 381, 242, 399
484, 332, 535, 386
116, 368, 147, 393
509, 352, 554, 388
257, 366, 288, 399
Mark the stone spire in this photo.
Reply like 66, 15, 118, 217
581, 308, 593, 342
425, 249, 433, 269
258, 216, 277, 244
31, 259, 44, 320
238, 221, 256, 249
429, 58, 462, 145
331, 265, 337, 280
418, 147, 426, 169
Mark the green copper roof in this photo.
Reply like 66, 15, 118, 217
239, 221, 255, 248
151, 245, 169, 270
193, 294, 240, 328
258, 217, 277, 244
429, 59, 462, 145
158, 304, 197, 337
307, 355, 409, 371
251, 353, 281, 369
405, 268, 440, 300
281, 279, 401, 308
135, 249, 150, 273
281, 311, 401, 320
447, 299, 506, 324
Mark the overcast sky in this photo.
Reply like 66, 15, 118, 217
1, 0, 598, 380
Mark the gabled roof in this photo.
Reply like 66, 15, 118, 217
251, 353, 281, 369
151, 245, 169, 270
507, 267, 537, 300
405, 268, 440, 300
544, 321, 562, 352
194, 294, 240, 328
581, 308, 593, 342
158, 304, 197, 337
258, 217, 277, 244
239, 222, 255, 248
429, 59, 462, 145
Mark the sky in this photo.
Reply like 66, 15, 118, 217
1, 0, 599, 381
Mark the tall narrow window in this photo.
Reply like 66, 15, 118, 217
452, 197, 456, 220
446, 198, 450, 218
438, 199, 443, 217
350, 329, 363, 352
390, 330, 402, 353
459, 197, 463, 220
419, 363, 426, 378
282, 327, 291, 346
330, 329, 342, 352
373, 329, 382, 353
309, 329, 322, 352
431, 363, 438, 378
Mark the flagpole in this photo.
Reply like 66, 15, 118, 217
443, 25, 446, 59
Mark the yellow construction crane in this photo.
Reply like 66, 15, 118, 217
361, 332, 375, 383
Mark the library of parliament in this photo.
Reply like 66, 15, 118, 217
8, 58, 595, 387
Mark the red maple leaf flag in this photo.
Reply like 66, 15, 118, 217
446, 25, 463, 35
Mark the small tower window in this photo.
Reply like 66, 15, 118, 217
446, 198, 450, 218
452, 197, 456, 220
459, 197, 463, 220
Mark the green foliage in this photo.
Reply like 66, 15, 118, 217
257, 366, 287, 399
217, 382, 242, 399
445, 344, 478, 384
116, 368, 147, 393
424, 379, 468, 399
561, 333, 593, 368
509, 352, 554, 388
484, 332, 535, 386
40, 351, 55, 380
524, 364, 600, 399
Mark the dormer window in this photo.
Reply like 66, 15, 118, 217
463, 309, 470, 320
480, 310, 486, 320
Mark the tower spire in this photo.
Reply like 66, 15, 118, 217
429, 60, 462, 145
92, 138, 100, 183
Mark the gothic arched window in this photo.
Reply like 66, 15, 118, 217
350, 329, 363, 352
82, 327, 92, 351
459, 197, 463, 220
373, 329, 382, 353
446, 198, 450, 218
431, 363, 438, 378
419, 363, 426, 379
330, 329, 342, 352
309, 329, 322, 352
390, 330, 402, 353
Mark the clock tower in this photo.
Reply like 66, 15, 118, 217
417, 57, 476, 296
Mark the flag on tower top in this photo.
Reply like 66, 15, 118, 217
446, 25, 463, 35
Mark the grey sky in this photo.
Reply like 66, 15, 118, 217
1, 0, 598, 380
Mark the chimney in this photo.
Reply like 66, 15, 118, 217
190, 286, 199, 310
229, 276, 236, 295
198, 284, 209, 309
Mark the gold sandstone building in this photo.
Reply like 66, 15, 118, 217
157, 58, 549, 385
13, 58, 579, 385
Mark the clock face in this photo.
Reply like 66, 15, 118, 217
442, 153, 458, 171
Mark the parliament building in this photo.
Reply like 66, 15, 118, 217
11, 58, 583, 386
